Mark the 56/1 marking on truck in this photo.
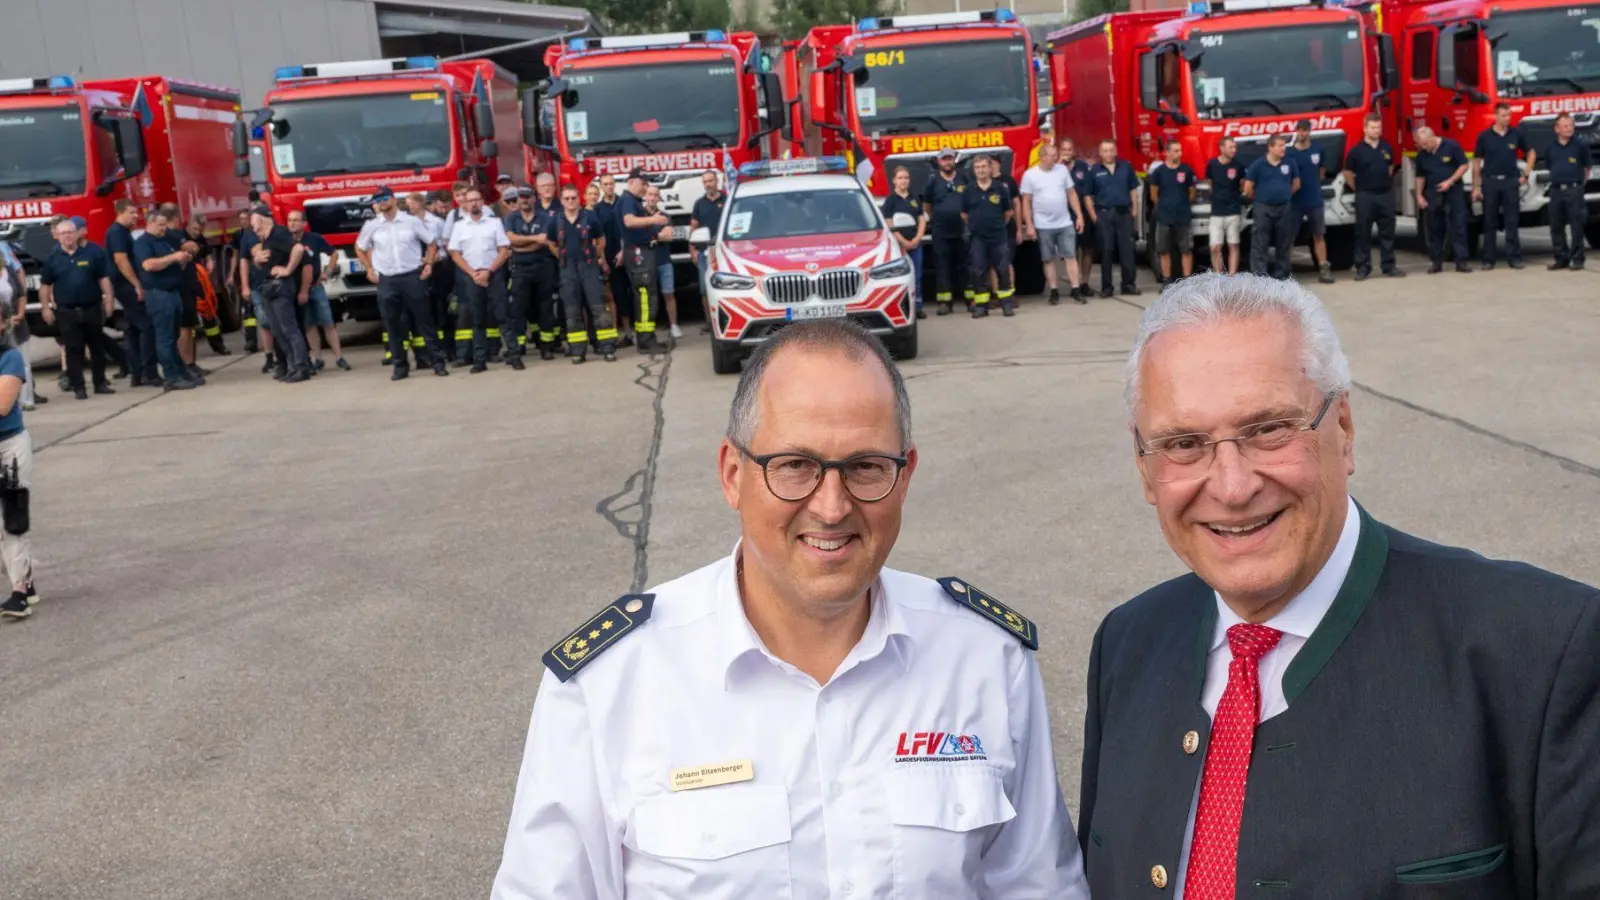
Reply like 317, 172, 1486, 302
865, 50, 906, 67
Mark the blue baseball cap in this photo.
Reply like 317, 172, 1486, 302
70, 216, 87, 229
372, 185, 395, 201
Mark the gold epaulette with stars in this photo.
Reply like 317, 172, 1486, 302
938, 577, 1038, 650
542, 593, 655, 683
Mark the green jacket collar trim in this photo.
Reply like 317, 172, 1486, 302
1192, 500, 1390, 702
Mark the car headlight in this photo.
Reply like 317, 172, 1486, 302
869, 258, 911, 280
709, 271, 757, 290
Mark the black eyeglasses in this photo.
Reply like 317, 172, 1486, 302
733, 442, 909, 502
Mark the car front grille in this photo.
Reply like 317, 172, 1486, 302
763, 269, 862, 304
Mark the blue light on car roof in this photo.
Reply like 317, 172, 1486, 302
403, 56, 439, 70
274, 65, 303, 81
46, 75, 74, 89
994, 8, 1017, 22
704, 29, 726, 41
568, 38, 588, 51
858, 17, 880, 30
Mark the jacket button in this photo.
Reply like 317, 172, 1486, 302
1151, 865, 1169, 889
1183, 730, 1200, 755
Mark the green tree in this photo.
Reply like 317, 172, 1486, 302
564, 0, 733, 33
1073, 0, 1128, 21
768, 0, 889, 39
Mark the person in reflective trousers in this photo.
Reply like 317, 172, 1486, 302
1243, 135, 1299, 280
1341, 112, 1406, 281
524, 174, 565, 357
618, 168, 669, 353
505, 186, 554, 366
1542, 112, 1592, 271
961, 155, 1015, 318
546, 183, 617, 363
447, 187, 512, 373
1412, 126, 1472, 274
1472, 102, 1531, 270
1085, 139, 1140, 297
922, 146, 969, 314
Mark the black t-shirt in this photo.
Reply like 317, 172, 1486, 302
1545, 138, 1594, 185
1149, 163, 1196, 224
1416, 138, 1466, 191
962, 179, 1012, 241
133, 231, 185, 292
40, 243, 109, 307
546, 209, 604, 266
997, 173, 1020, 240
881, 192, 924, 243
692, 194, 726, 236
1473, 127, 1527, 178
104, 222, 137, 293
618, 192, 654, 247
594, 198, 621, 252
296, 231, 333, 281
505, 209, 546, 266
1205, 158, 1244, 216
922, 171, 969, 236
251, 225, 297, 281
1342, 140, 1395, 193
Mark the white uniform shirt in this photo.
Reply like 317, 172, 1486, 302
447, 212, 510, 271
492, 551, 1088, 900
1173, 494, 1359, 896
354, 210, 433, 276
420, 211, 446, 248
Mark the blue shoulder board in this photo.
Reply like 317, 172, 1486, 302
937, 577, 1038, 650
542, 593, 655, 682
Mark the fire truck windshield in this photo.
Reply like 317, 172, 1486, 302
852, 38, 1031, 129
0, 107, 87, 198
1492, 6, 1600, 94
267, 92, 453, 178
723, 188, 879, 240
1187, 24, 1364, 117
561, 62, 741, 150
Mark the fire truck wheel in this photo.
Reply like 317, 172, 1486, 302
1585, 223, 1600, 255
711, 338, 743, 375
1325, 229, 1356, 272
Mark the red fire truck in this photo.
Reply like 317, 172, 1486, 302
524, 30, 791, 282
1380, 0, 1600, 248
0, 74, 250, 335
235, 56, 523, 321
793, 9, 1049, 289
1048, 0, 1398, 270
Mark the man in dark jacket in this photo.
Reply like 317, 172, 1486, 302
1079, 271, 1599, 899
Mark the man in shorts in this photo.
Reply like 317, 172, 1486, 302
1286, 119, 1337, 284
1147, 140, 1196, 283
1019, 142, 1086, 303
1204, 137, 1244, 274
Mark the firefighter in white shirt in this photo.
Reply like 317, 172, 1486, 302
490, 319, 1088, 900
447, 188, 512, 372
354, 185, 447, 380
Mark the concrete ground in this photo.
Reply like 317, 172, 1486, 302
2, 236, 1597, 899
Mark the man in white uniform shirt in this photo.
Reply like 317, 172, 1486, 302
354, 185, 447, 380
447, 188, 511, 373
491, 319, 1088, 900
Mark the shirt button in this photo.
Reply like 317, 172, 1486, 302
841, 880, 854, 895
1183, 730, 1200, 755
830, 781, 844, 799
954, 803, 966, 816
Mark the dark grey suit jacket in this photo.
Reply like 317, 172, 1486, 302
1078, 502, 1600, 898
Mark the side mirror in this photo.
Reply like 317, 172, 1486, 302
761, 72, 784, 123
1158, 99, 1190, 126
1377, 33, 1399, 96
1139, 53, 1160, 111
481, 139, 499, 158
234, 159, 250, 178
521, 88, 540, 146
474, 101, 496, 140
233, 119, 250, 158
689, 226, 712, 247
890, 212, 916, 229
116, 119, 148, 178
1436, 24, 1461, 91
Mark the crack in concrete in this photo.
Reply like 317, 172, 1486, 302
595, 350, 673, 593
35, 352, 254, 454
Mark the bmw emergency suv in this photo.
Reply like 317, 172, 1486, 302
691, 157, 918, 374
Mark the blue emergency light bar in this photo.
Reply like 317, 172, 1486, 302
738, 157, 852, 179
0, 75, 75, 95
273, 56, 439, 82
858, 8, 1016, 30
568, 29, 727, 52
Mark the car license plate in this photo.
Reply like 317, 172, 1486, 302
671, 225, 690, 241
787, 303, 847, 321
348, 261, 366, 275
23, 275, 39, 290
1590, 165, 1600, 179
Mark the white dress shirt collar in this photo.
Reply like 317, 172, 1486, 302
717, 541, 913, 688
1211, 494, 1361, 651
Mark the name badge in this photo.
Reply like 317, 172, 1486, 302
670, 759, 755, 792
1227, 167, 1237, 178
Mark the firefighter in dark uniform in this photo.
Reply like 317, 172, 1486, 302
505, 186, 553, 364
1062, 139, 1094, 299
922, 146, 969, 315
1412, 126, 1471, 273
1472, 102, 1531, 270
1084, 139, 1140, 297
1243, 135, 1298, 280
546, 182, 617, 363
1341, 112, 1406, 281
961, 155, 1015, 318
1543, 112, 1592, 271
618, 168, 668, 353
523, 174, 564, 357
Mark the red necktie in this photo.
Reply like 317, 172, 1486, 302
1184, 623, 1283, 900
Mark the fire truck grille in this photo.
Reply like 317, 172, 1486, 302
303, 201, 377, 237
888, 148, 1016, 199
1232, 132, 1347, 180
1518, 116, 1600, 153
763, 269, 862, 304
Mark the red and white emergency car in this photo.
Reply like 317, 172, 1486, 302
691, 157, 918, 375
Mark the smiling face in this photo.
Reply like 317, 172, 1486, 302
719, 347, 916, 619
1134, 313, 1355, 620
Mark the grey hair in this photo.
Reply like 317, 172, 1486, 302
1123, 272, 1352, 422
726, 320, 912, 449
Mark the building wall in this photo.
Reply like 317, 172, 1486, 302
0, 0, 382, 105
